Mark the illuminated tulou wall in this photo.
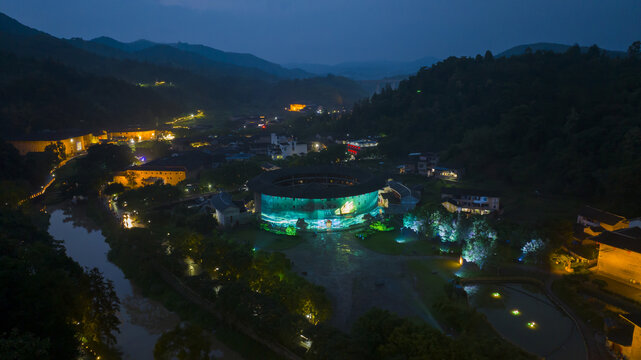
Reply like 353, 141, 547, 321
260, 191, 380, 231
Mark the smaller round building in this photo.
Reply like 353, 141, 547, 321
248, 166, 385, 231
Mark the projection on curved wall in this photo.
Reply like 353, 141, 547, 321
260, 191, 380, 231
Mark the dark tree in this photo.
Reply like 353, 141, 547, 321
628, 40, 641, 59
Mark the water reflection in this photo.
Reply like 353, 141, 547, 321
47, 207, 179, 359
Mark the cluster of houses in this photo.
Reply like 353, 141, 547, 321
398, 152, 463, 181
573, 205, 641, 286
7, 129, 173, 156
567, 206, 641, 359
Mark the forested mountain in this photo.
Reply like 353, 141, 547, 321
497, 42, 626, 58
341, 45, 641, 214
0, 52, 182, 136
168, 42, 311, 79
66, 38, 299, 81
84, 37, 311, 79
0, 12, 366, 134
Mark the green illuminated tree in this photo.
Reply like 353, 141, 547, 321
462, 235, 496, 269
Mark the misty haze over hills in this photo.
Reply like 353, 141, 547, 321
0, 12, 367, 135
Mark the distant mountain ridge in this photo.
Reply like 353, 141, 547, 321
497, 42, 626, 58
77, 36, 312, 79
0, 11, 368, 135
285, 57, 440, 80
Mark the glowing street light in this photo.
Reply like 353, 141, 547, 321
122, 214, 133, 229
527, 321, 537, 329
511, 309, 521, 316
491, 292, 501, 299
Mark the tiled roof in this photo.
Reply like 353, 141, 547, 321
594, 227, 641, 252
210, 192, 237, 211
578, 205, 626, 226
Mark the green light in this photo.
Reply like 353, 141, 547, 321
416, 90, 422, 93
491, 292, 501, 298
260, 191, 379, 231
527, 321, 537, 329
511, 309, 520, 316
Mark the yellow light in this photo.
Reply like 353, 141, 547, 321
511, 309, 520, 316
459, 256, 463, 265
527, 321, 537, 329
287, 104, 307, 112
335, 201, 355, 215
123, 214, 133, 229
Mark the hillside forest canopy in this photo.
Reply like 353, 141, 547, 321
306, 44, 641, 216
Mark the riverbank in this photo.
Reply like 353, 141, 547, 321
51, 201, 283, 360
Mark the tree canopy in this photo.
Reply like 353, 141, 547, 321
338, 43, 641, 215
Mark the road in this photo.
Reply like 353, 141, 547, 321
20, 153, 84, 204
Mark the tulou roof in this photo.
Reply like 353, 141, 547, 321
248, 165, 384, 199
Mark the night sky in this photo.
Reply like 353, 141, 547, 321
2, 0, 640, 64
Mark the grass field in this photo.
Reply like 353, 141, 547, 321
407, 258, 461, 307
356, 230, 437, 256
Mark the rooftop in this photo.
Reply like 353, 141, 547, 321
593, 227, 641, 252
127, 165, 186, 172
248, 165, 385, 199
210, 192, 237, 211
9, 130, 91, 141
622, 312, 641, 329
578, 205, 627, 226
144, 151, 213, 171
388, 181, 417, 199
441, 187, 500, 198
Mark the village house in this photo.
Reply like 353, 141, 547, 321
573, 206, 629, 245
432, 166, 462, 181
607, 313, 641, 360
113, 166, 187, 188
378, 180, 420, 214
204, 192, 251, 228
398, 152, 438, 176
8, 131, 95, 156
593, 225, 641, 287
440, 188, 500, 215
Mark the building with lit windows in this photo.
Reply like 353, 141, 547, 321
594, 226, 641, 287
432, 166, 462, 181
287, 104, 307, 112
248, 166, 385, 231
345, 139, 378, 157
441, 188, 500, 215
113, 166, 186, 188
8, 131, 95, 156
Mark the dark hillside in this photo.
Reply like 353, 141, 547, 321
0, 52, 182, 136
344, 45, 641, 214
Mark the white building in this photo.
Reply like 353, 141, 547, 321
205, 192, 251, 228
270, 133, 307, 160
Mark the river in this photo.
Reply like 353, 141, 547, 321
47, 208, 180, 359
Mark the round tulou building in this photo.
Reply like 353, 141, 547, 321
248, 166, 385, 231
